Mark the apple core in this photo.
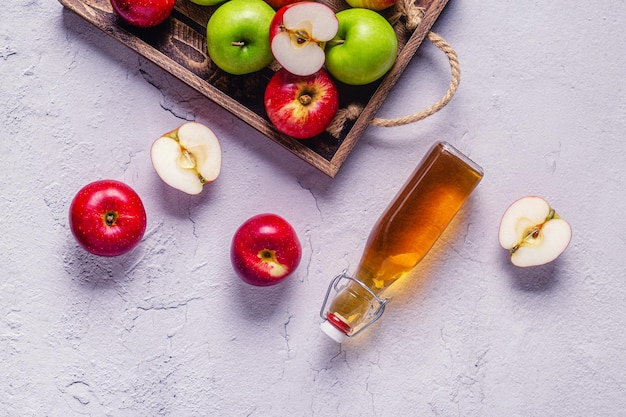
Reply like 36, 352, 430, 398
178, 150, 196, 169
104, 211, 117, 227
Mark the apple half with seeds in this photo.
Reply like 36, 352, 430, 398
498, 196, 572, 267
270, 1, 338, 76
150, 122, 222, 195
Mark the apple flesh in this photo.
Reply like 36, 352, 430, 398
69, 180, 147, 257
110, 0, 175, 28
150, 122, 222, 195
324, 8, 398, 85
231, 214, 302, 286
269, 2, 338, 76
498, 196, 572, 267
264, 68, 339, 139
206, 0, 276, 75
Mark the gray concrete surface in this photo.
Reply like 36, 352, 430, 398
2, 1, 625, 416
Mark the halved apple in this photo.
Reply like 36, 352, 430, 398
269, 2, 338, 76
150, 122, 222, 195
498, 196, 572, 267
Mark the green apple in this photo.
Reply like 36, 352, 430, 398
325, 8, 398, 85
206, 0, 276, 75
344, 0, 396, 11
189, 0, 227, 6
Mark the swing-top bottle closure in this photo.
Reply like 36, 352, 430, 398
319, 270, 389, 342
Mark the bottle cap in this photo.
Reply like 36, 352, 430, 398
320, 320, 346, 343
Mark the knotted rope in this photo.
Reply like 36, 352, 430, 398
326, 0, 461, 137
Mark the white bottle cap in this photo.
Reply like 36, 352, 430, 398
320, 320, 347, 343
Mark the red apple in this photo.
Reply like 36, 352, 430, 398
264, 67, 339, 139
269, 2, 338, 76
230, 213, 302, 286
69, 180, 147, 257
110, 0, 176, 29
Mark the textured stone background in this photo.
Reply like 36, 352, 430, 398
2, 1, 625, 416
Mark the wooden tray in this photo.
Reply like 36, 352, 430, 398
59, 0, 449, 177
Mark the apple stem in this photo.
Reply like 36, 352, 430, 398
327, 39, 345, 47
104, 211, 117, 227
299, 94, 312, 106
232, 41, 245, 47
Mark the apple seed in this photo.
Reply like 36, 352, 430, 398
510, 207, 558, 253
278, 25, 326, 48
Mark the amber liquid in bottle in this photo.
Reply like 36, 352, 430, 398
321, 142, 484, 341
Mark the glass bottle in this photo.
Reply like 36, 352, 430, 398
319, 142, 484, 342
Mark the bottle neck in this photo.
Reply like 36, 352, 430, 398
319, 271, 389, 341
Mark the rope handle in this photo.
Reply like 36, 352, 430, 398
326, 0, 461, 137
